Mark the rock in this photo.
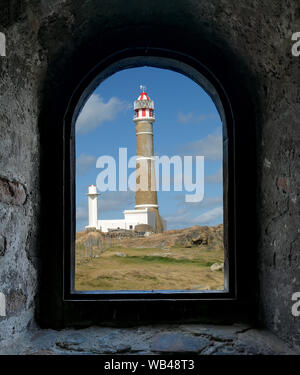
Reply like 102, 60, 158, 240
23, 349, 56, 355
151, 333, 210, 353
210, 263, 224, 271
191, 235, 208, 245
115, 344, 132, 353
7, 289, 27, 314
56, 334, 87, 351
30, 331, 57, 349
0, 176, 26, 206
0, 235, 6, 256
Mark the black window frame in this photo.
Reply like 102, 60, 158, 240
40, 47, 257, 328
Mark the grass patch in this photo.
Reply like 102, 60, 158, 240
114, 255, 215, 267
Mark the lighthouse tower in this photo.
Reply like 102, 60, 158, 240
133, 86, 163, 233
85, 87, 166, 233
86, 185, 99, 229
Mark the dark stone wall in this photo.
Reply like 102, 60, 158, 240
0, 0, 299, 348
0, 0, 44, 345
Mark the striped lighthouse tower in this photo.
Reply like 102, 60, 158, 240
133, 86, 163, 233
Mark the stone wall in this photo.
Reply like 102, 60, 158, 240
0, 0, 44, 345
0, 0, 299, 350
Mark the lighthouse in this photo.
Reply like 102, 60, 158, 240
86, 185, 99, 229
133, 86, 163, 233
85, 86, 166, 233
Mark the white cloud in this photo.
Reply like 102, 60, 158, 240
165, 194, 223, 229
77, 191, 134, 216
76, 153, 96, 176
173, 194, 222, 208
165, 205, 223, 228
177, 112, 193, 124
164, 210, 190, 224
194, 206, 223, 224
76, 205, 88, 221
195, 196, 222, 208
75, 94, 131, 134
177, 112, 220, 124
180, 127, 222, 160
206, 168, 223, 184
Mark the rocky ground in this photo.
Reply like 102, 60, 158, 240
76, 224, 224, 251
1, 323, 296, 355
121, 224, 224, 250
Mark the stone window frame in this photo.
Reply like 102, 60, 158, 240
40, 47, 257, 328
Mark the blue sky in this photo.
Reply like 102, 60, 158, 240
75, 67, 223, 232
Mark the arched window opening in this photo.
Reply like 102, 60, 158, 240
70, 57, 232, 296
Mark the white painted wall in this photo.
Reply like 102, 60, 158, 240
88, 196, 98, 228
87, 185, 98, 228
96, 209, 157, 232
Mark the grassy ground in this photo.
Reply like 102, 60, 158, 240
75, 245, 224, 291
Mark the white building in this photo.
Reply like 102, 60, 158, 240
85, 185, 163, 232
